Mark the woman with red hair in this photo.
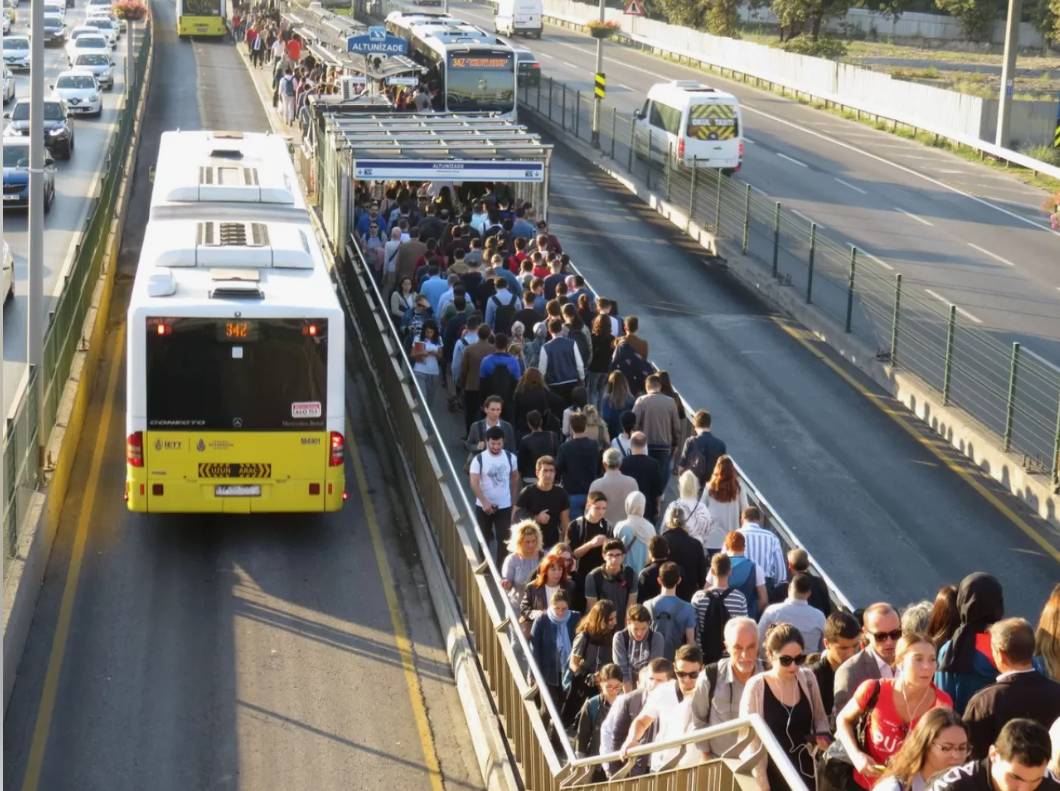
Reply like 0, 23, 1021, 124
519, 552, 575, 636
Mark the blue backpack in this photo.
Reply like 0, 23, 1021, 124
729, 557, 760, 620
650, 600, 685, 661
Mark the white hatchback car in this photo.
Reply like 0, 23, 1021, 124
53, 69, 102, 116
3, 35, 30, 71
65, 33, 108, 66
87, 9, 123, 36
71, 51, 114, 89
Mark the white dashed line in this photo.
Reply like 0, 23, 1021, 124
834, 177, 868, 195
862, 251, 894, 271
790, 209, 824, 229
561, 60, 578, 69
743, 136, 756, 144
777, 152, 808, 168
894, 207, 934, 226
616, 83, 631, 90
937, 169, 966, 174
967, 242, 1015, 267
536, 51, 554, 60
924, 289, 984, 324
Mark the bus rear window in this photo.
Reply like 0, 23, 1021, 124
146, 317, 328, 430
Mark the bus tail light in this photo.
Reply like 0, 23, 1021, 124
329, 432, 345, 466
127, 431, 144, 467
739, 141, 745, 159
677, 136, 685, 160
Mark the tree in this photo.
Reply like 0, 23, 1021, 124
705, 0, 743, 35
932, 0, 1004, 41
652, 0, 710, 27
770, 0, 851, 39
1030, 0, 1059, 45
855, 0, 916, 20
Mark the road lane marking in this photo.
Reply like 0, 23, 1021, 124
347, 419, 445, 791
894, 207, 934, 226
616, 82, 631, 91
776, 152, 808, 168
743, 136, 755, 144
861, 251, 894, 271
536, 50, 553, 59
923, 289, 984, 324
967, 242, 1016, 267
20, 327, 125, 791
561, 60, 578, 69
771, 316, 1060, 563
834, 177, 868, 195
790, 209, 824, 229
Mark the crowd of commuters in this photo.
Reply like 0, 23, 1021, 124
349, 181, 1060, 789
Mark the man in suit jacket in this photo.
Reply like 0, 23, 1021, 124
599, 659, 673, 777
458, 323, 495, 432
965, 618, 1060, 760
832, 603, 900, 716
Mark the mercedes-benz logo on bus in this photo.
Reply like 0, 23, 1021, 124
233, 417, 243, 428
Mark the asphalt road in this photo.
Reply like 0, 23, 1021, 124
426, 140, 1058, 619
2, 3, 484, 789
452, 0, 1060, 370
2, 3, 141, 417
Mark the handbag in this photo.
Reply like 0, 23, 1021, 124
817, 681, 881, 791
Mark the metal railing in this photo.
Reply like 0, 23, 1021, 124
520, 75, 1060, 491
2, 17, 154, 559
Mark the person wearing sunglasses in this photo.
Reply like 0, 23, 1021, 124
835, 602, 903, 715
739, 623, 830, 791
837, 633, 953, 789
875, 708, 970, 791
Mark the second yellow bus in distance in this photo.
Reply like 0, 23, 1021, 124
125, 130, 346, 514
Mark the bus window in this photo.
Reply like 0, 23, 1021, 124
446, 51, 514, 113
183, 0, 221, 15
146, 317, 328, 431
648, 101, 682, 135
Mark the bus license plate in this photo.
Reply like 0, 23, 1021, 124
215, 485, 261, 497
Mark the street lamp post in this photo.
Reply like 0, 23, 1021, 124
590, 0, 605, 146
995, 0, 1022, 147
28, 0, 45, 464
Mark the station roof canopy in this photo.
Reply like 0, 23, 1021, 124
283, 8, 425, 79
322, 112, 553, 162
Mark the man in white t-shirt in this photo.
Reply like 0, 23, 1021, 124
621, 644, 705, 772
469, 425, 520, 567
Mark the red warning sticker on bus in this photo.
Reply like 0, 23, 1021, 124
291, 401, 322, 419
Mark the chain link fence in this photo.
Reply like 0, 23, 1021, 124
520, 76, 1060, 489
3, 18, 153, 560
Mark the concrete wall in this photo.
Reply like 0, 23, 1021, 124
544, 0, 1057, 146
739, 6, 1047, 48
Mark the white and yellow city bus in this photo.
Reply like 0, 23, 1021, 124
176, 0, 227, 38
126, 131, 346, 513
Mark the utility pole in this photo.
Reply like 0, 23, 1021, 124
995, 0, 1022, 148
28, 0, 45, 464
590, 0, 604, 146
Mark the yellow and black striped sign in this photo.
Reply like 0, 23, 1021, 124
1054, 121, 1060, 148
594, 72, 605, 100
688, 102, 737, 141
198, 462, 272, 479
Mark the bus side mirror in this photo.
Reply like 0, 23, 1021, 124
633, 109, 644, 120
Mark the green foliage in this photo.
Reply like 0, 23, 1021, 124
769, 0, 852, 40
705, 0, 743, 35
1035, 0, 1060, 43
932, 0, 1003, 41
779, 33, 850, 54
652, 0, 709, 27
855, 0, 915, 20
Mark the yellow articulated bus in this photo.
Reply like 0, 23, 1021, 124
126, 130, 346, 513
176, 0, 227, 38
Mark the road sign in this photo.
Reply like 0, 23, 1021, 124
594, 72, 606, 99
624, 0, 645, 16
347, 31, 407, 55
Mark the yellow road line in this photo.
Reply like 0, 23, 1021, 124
771, 317, 1060, 565
346, 419, 446, 791
20, 326, 125, 791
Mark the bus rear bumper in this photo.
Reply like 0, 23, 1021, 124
126, 467, 345, 513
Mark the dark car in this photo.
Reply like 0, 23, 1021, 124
3, 139, 56, 213
43, 12, 65, 44
5, 98, 74, 159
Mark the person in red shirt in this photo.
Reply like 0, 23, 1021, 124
285, 34, 302, 63
837, 633, 954, 789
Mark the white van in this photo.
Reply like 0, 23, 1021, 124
633, 80, 744, 173
494, 0, 542, 38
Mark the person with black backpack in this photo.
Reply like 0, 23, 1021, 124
691, 553, 749, 665
478, 333, 521, 423
612, 605, 665, 693
677, 409, 728, 493
485, 278, 519, 335
644, 562, 696, 662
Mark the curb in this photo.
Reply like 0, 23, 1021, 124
524, 105, 1060, 534
232, 38, 521, 791
2, 17, 155, 712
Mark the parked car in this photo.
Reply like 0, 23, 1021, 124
3, 67, 14, 104
83, 15, 118, 46
3, 138, 56, 213
5, 98, 75, 159
65, 33, 108, 65
1, 240, 13, 304
53, 70, 101, 116
43, 12, 66, 45
71, 51, 113, 89
3, 35, 31, 71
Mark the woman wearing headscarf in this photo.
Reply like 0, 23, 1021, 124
530, 589, 579, 710
612, 491, 656, 575
935, 572, 1003, 715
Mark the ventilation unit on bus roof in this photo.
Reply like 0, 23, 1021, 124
198, 221, 269, 248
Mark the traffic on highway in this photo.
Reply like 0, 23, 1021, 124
1, 0, 1058, 789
